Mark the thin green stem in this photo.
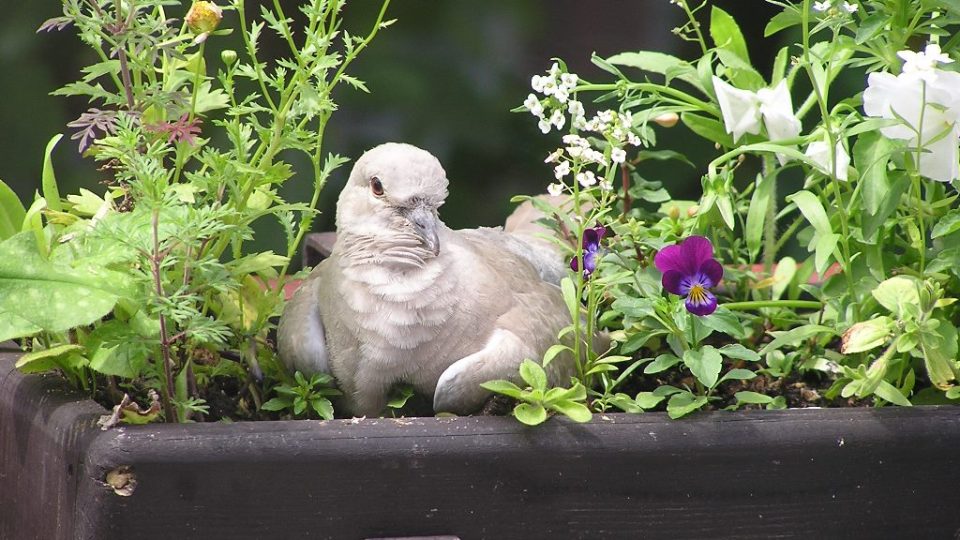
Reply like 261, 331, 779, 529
723, 300, 823, 311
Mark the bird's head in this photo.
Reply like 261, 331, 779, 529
335, 143, 449, 262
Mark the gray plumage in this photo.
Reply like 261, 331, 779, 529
278, 142, 574, 416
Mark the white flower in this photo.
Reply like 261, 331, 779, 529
524, 94, 544, 118
538, 118, 552, 134
805, 139, 850, 181
599, 180, 614, 192
813, 1, 831, 11
547, 183, 564, 197
548, 62, 561, 77
562, 134, 589, 147
841, 2, 858, 13
576, 171, 597, 188
544, 149, 562, 163
627, 132, 642, 146
560, 72, 579, 90
554, 87, 570, 104
863, 69, 960, 182
611, 148, 627, 164
567, 146, 584, 159
713, 77, 801, 163
899, 44, 954, 81
554, 161, 571, 179
584, 149, 605, 163
568, 100, 586, 128
531, 75, 547, 93
713, 76, 762, 142
550, 109, 565, 129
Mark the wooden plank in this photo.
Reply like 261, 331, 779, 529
3, 347, 960, 539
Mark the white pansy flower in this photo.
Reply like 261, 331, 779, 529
813, 1, 830, 11
554, 161, 571, 179
842, 2, 858, 13
611, 148, 627, 164
547, 183, 564, 197
805, 139, 850, 181
576, 171, 597, 188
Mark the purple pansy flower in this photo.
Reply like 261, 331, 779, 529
654, 236, 723, 316
571, 225, 607, 278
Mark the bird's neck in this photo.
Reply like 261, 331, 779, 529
335, 231, 439, 272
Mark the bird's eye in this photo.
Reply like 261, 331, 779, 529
370, 177, 384, 197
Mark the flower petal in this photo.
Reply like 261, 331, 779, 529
685, 289, 718, 316
654, 244, 688, 275
918, 124, 960, 182
713, 76, 762, 143
679, 236, 715, 270
661, 269, 686, 296
698, 259, 723, 288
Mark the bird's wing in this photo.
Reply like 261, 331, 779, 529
277, 264, 331, 376
461, 226, 567, 285
432, 229, 575, 414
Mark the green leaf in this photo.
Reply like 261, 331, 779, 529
745, 173, 775, 260
15, 344, 84, 373
666, 392, 709, 419
932, 209, 960, 239
310, 398, 334, 420
718, 344, 761, 362
542, 343, 571, 367
719, 368, 756, 384
919, 318, 958, 387
550, 400, 592, 422
872, 276, 920, 318
764, 9, 802, 37
644, 353, 681, 374
683, 346, 723, 389
710, 6, 751, 63
855, 13, 887, 44
814, 233, 840, 275
771, 257, 796, 301
735, 391, 774, 404
0, 179, 26, 241
635, 391, 666, 409
606, 51, 703, 91
873, 380, 912, 407
519, 359, 548, 392
853, 131, 896, 216
513, 402, 548, 426
759, 324, 835, 355
560, 276, 578, 322
42, 134, 63, 213
480, 379, 524, 399
261, 397, 292, 411
0, 233, 133, 342
787, 190, 832, 236
698, 308, 745, 339
681, 113, 734, 147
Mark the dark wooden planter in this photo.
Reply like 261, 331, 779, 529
3, 347, 960, 539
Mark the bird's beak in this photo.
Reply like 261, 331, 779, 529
407, 205, 440, 256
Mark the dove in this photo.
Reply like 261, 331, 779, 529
277, 142, 578, 417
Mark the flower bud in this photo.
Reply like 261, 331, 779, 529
653, 112, 679, 128
841, 317, 894, 354
221, 49, 237, 66
668, 206, 681, 220
186, 1, 223, 35
686, 205, 699, 218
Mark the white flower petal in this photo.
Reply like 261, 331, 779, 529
805, 139, 850, 181
917, 124, 960, 182
712, 76, 762, 142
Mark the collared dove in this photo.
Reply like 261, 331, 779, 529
278, 142, 576, 416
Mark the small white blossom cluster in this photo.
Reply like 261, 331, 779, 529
544, 133, 625, 194
813, 0, 858, 14
525, 63, 584, 134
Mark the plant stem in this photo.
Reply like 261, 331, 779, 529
151, 209, 177, 423
723, 300, 823, 311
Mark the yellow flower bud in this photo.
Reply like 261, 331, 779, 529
653, 112, 679, 128
186, 1, 222, 35
668, 206, 681, 220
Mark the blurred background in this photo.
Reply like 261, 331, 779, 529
1, 0, 781, 260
